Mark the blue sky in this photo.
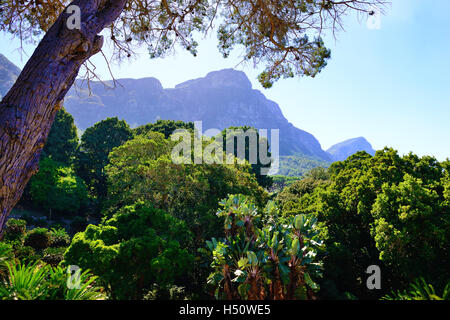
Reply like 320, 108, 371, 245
1, 0, 449, 160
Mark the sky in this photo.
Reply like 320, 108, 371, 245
1, 0, 449, 160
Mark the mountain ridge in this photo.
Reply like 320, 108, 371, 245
0, 54, 21, 99
65, 68, 331, 159
327, 137, 376, 162
0, 53, 376, 164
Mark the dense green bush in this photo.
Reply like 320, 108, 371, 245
276, 149, 450, 299
24, 228, 51, 250
64, 202, 194, 299
0, 242, 14, 278
277, 177, 329, 216
4, 219, 27, 242
49, 228, 70, 247
11, 245, 39, 264
42, 247, 67, 267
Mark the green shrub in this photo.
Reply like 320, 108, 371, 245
3, 239, 22, 250
64, 202, 194, 299
4, 218, 27, 241
49, 228, 70, 247
0, 242, 15, 278
14, 246, 40, 264
24, 228, 51, 250
42, 247, 67, 266
0, 242, 14, 260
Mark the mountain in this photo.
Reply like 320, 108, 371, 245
0, 54, 21, 99
326, 137, 376, 162
64, 69, 331, 159
0, 53, 377, 165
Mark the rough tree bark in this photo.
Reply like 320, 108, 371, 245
0, 0, 128, 236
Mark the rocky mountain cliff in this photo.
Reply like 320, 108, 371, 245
64, 69, 331, 159
327, 137, 376, 162
0, 53, 377, 163
0, 54, 21, 99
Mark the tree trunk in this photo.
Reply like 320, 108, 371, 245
0, 0, 127, 236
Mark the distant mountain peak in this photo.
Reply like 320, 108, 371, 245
349, 136, 368, 142
0, 53, 21, 98
327, 137, 375, 162
0, 54, 20, 74
115, 77, 163, 91
175, 68, 252, 90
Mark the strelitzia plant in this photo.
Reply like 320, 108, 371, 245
202, 194, 324, 300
